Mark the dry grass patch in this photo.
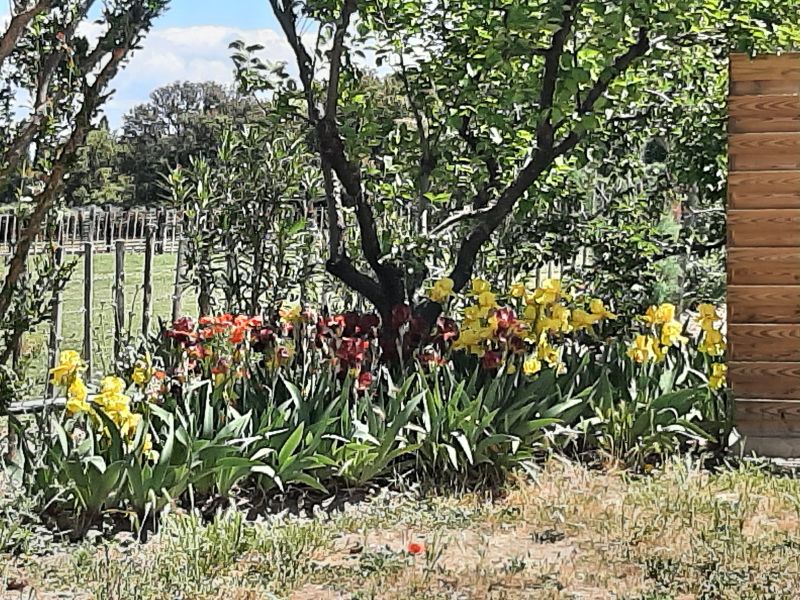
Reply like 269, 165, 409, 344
3, 458, 800, 599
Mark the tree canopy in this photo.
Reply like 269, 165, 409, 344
250, 0, 798, 326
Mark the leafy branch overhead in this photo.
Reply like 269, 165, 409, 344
0, 0, 169, 363
258, 0, 799, 324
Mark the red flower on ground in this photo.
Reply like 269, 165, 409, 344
407, 542, 425, 555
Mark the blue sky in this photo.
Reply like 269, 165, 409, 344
104, 0, 293, 127
154, 1, 277, 30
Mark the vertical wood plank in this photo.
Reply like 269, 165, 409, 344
105, 209, 112, 252
83, 241, 94, 380
46, 246, 65, 397
113, 240, 126, 360
172, 238, 185, 323
71, 212, 77, 247
142, 228, 154, 336
88, 207, 96, 243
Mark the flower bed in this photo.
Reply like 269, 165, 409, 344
7, 278, 729, 530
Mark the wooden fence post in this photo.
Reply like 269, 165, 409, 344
172, 239, 185, 323
0, 214, 7, 251
142, 228, 154, 336
156, 209, 166, 254
113, 240, 126, 360
46, 246, 65, 397
83, 241, 94, 380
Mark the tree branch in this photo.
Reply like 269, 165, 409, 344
269, 0, 319, 121
326, 255, 387, 309
457, 114, 500, 210
321, 159, 344, 260
433, 1, 581, 294
0, 0, 52, 69
445, 7, 652, 300
270, 0, 402, 309
0, 23, 145, 323
535, 0, 580, 149
554, 27, 651, 136
325, 0, 356, 119
0, 0, 104, 187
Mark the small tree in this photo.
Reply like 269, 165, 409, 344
259, 0, 798, 328
0, 0, 169, 365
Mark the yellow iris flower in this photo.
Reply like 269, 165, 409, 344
695, 303, 719, 331
589, 299, 617, 320
571, 309, 600, 331
627, 335, 656, 363
65, 376, 91, 415
642, 303, 676, 326
523, 357, 542, 376
429, 277, 455, 303
660, 319, 688, 347
533, 278, 562, 305
50, 350, 85, 387
509, 282, 526, 298
708, 363, 727, 390
470, 278, 491, 295
477, 291, 497, 308
699, 328, 726, 357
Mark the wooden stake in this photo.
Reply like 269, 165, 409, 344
113, 240, 126, 360
142, 228, 154, 336
46, 246, 65, 397
83, 241, 94, 379
171, 239, 185, 323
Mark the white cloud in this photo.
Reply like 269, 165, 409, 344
103, 24, 297, 128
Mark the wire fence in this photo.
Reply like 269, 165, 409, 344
0, 207, 182, 255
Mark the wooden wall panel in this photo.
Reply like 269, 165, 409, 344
729, 96, 800, 133
729, 362, 800, 400
731, 54, 800, 82
729, 133, 800, 171
728, 171, 800, 209
727, 209, 800, 246
729, 53, 800, 455
728, 325, 800, 361
727, 287, 800, 323
728, 248, 800, 285
731, 80, 800, 97
735, 400, 800, 435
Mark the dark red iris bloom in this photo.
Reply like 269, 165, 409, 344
335, 337, 370, 370
435, 316, 459, 342
481, 350, 503, 371
251, 327, 276, 352
391, 304, 411, 329
356, 371, 374, 392
166, 316, 197, 345
418, 348, 445, 366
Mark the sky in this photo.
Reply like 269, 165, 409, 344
103, 0, 294, 127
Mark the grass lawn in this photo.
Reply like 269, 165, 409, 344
2, 458, 800, 599
7, 251, 189, 389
